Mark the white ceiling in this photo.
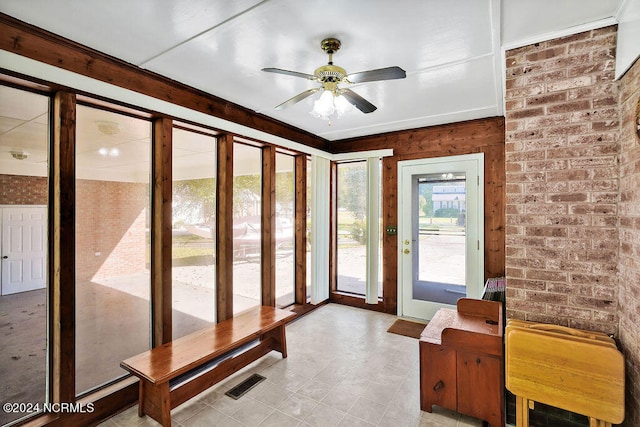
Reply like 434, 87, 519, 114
0, 0, 623, 160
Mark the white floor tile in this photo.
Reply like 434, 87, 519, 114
98, 304, 484, 427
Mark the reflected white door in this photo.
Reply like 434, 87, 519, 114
398, 155, 483, 321
1, 207, 47, 295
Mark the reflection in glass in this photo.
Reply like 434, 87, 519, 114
0, 86, 49, 425
232, 143, 262, 312
275, 153, 295, 307
413, 173, 466, 305
75, 105, 151, 395
172, 128, 216, 337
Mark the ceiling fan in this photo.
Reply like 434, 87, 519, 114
262, 38, 406, 117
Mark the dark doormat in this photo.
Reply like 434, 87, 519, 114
225, 373, 266, 400
387, 319, 428, 339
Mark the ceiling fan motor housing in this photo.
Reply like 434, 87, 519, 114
315, 65, 347, 90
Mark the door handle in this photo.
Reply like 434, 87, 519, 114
403, 248, 410, 254
2, 256, 7, 259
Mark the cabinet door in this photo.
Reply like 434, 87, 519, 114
456, 351, 503, 427
419, 342, 456, 412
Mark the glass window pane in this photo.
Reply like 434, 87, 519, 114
172, 128, 216, 337
336, 161, 367, 295
275, 153, 294, 308
0, 86, 49, 425
233, 143, 261, 313
75, 105, 151, 395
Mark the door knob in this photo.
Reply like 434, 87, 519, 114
403, 248, 410, 254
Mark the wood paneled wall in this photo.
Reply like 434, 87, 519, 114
328, 117, 506, 314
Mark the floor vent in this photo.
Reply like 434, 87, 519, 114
225, 374, 266, 400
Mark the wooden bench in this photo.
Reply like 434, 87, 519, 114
120, 306, 296, 427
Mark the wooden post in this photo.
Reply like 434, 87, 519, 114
262, 145, 276, 306
216, 134, 234, 321
294, 155, 307, 305
50, 90, 76, 403
328, 161, 338, 295
151, 117, 173, 345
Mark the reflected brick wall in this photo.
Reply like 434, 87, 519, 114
1, 174, 148, 282
76, 180, 148, 282
0, 174, 47, 204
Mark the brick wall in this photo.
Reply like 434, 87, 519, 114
0, 174, 47, 204
618, 56, 640, 427
76, 180, 149, 282
505, 26, 620, 335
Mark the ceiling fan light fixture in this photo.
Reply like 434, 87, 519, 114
334, 94, 353, 117
310, 90, 354, 122
310, 90, 336, 120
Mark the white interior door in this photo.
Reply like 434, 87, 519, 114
398, 154, 483, 321
1, 206, 47, 295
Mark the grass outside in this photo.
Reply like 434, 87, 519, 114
172, 235, 214, 260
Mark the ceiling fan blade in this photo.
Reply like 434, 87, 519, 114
347, 66, 406, 83
340, 89, 377, 114
262, 68, 316, 80
274, 88, 320, 110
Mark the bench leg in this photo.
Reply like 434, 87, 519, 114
262, 324, 288, 358
139, 380, 172, 427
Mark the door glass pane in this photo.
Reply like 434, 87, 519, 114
414, 173, 466, 305
172, 128, 216, 338
336, 161, 367, 295
75, 105, 151, 394
0, 86, 49, 425
233, 143, 261, 313
275, 153, 294, 307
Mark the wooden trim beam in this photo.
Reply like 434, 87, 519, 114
294, 155, 308, 305
216, 134, 234, 321
0, 13, 327, 151
151, 117, 173, 345
328, 116, 505, 155
261, 146, 276, 306
49, 90, 76, 403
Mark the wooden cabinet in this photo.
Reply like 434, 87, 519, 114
420, 298, 504, 427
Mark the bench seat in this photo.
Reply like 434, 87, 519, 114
120, 306, 296, 426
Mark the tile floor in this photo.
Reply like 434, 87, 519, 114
98, 304, 483, 427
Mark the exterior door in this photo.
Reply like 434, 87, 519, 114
398, 154, 483, 321
1, 206, 47, 295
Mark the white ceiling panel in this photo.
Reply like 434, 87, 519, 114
0, 0, 624, 145
0, 0, 265, 65
502, 0, 620, 46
